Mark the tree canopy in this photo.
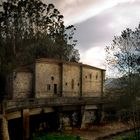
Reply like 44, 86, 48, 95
106, 24, 140, 106
106, 27, 140, 77
0, 0, 80, 75
106, 25, 140, 138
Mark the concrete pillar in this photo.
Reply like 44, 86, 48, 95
81, 110, 87, 129
22, 109, 30, 140
80, 65, 83, 97
101, 70, 104, 97
81, 106, 97, 129
1, 115, 10, 140
58, 113, 72, 131
60, 63, 63, 96
96, 105, 102, 124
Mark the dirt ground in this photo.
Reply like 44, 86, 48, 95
63, 122, 134, 140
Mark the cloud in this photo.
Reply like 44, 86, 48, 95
75, 0, 140, 52
73, 0, 140, 68
43, 0, 140, 52
80, 46, 106, 69
42, 0, 140, 69
43, 0, 139, 25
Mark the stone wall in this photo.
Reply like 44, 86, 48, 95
35, 62, 61, 98
35, 60, 104, 98
10, 59, 105, 99
12, 72, 32, 99
63, 64, 80, 97
82, 66, 102, 97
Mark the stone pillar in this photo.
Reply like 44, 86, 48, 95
60, 63, 63, 96
96, 105, 103, 124
22, 109, 30, 140
63, 115, 71, 130
1, 115, 10, 140
81, 110, 92, 129
81, 107, 97, 129
101, 70, 105, 97
58, 113, 63, 131
58, 113, 72, 131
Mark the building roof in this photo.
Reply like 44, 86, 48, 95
36, 58, 106, 71
13, 65, 33, 72
11, 58, 105, 73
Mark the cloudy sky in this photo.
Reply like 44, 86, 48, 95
44, 0, 140, 69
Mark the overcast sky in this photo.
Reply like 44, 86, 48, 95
45, 0, 140, 69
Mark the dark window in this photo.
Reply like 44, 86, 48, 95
77, 83, 80, 86
85, 76, 87, 79
51, 76, 54, 80
89, 74, 92, 79
71, 79, 74, 89
65, 82, 68, 86
54, 84, 57, 94
96, 74, 98, 80
47, 84, 51, 91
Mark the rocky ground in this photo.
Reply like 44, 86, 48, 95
63, 121, 134, 140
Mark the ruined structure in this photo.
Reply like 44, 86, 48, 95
0, 58, 105, 140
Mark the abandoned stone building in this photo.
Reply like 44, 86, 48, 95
0, 58, 105, 140
7, 58, 105, 99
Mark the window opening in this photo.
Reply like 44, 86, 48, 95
71, 79, 74, 89
51, 76, 54, 80
54, 84, 57, 94
89, 74, 92, 79
96, 74, 98, 80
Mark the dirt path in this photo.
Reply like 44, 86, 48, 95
63, 122, 134, 140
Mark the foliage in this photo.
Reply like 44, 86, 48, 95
106, 25, 140, 100
0, 0, 80, 75
106, 27, 140, 76
31, 133, 83, 140
106, 24, 140, 140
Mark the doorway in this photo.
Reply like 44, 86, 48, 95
54, 84, 57, 94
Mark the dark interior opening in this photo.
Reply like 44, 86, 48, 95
54, 84, 57, 94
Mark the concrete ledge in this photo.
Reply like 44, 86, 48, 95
0, 97, 107, 113
7, 111, 21, 120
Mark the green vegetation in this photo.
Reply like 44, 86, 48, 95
31, 133, 84, 140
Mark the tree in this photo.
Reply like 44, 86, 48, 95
0, 0, 80, 76
106, 27, 140, 97
106, 25, 140, 140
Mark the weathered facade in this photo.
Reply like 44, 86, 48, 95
8, 58, 105, 99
